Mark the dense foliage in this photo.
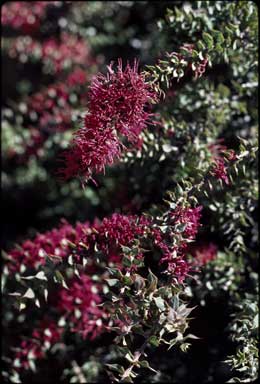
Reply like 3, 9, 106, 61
1, 2, 258, 383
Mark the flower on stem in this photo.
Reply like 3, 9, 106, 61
58, 275, 106, 340
14, 320, 62, 371
209, 141, 237, 185
152, 205, 202, 282
60, 59, 158, 182
7, 219, 90, 272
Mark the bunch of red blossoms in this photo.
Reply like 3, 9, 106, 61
209, 141, 237, 185
151, 206, 202, 282
59, 59, 158, 183
8, 204, 201, 282
57, 274, 108, 340
13, 275, 106, 371
7, 213, 149, 274
7, 205, 202, 371
7, 219, 90, 272
14, 320, 62, 371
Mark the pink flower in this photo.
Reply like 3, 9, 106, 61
58, 275, 106, 340
59, 116, 123, 182
7, 213, 149, 272
14, 320, 62, 371
7, 219, 90, 272
91, 213, 149, 266
67, 68, 88, 87
94, 213, 148, 250
170, 205, 202, 240
89, 59, 156, 142
28, 69, 87, 132
60, 59, 157, 182
167, 257, 190, 283
7, 207, 201, 283
190, 243, 218, 266
42, 33, 91, 74
152, 205, 202, 282
211, 157, 229, 184
209, 141, 237, 185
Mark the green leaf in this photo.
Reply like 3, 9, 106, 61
106, 278, 119, 287
202, 32, 214, 49
154, 296, 165, 311
121, 245, 132, 255
212, 30, 225, 44
197, 40, 206, 51
149, 335, 160, 347
147, 269, 158, 292
105, 364, 124, 374
123, 276, 133, 286
122, 256, 132, 267
215, 44, 223, 54
175, 223, 187, 232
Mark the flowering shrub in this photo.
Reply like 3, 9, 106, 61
1, 2, 65, 34
4, 201, 204, 381
2, 2, 258, 384
3, 69, 89, 162
7, 33, 92, 74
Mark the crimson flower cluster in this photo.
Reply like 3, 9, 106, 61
8, 33, 92, 74
13, 275, 106, 371
151, 206, 202, 282
8, 205, 202, 281
7, 219, 90, 272
7, 213, 149, 272
14, 320, 62, 371
91, 213, 150, 264
209, 141, 237, 185
1, 2, 63, 34
8, 206, 202, 370
8, 214, 149, 371
58, 275, 107, 340
60, 59, 158, 182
